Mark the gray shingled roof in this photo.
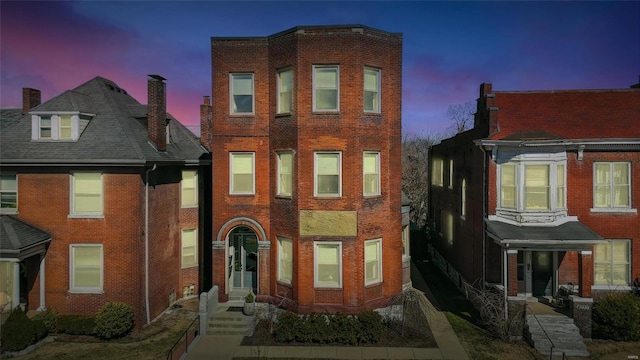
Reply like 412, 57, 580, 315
0, 215, 51, 258
486, 220, 604, 250
0, 77, 207, 165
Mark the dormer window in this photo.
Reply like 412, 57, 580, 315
40, 117, 52, 138
31, 112, 92, 141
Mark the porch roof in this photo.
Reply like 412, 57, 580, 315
0, 215, 51, 260
486, 219, 605, 251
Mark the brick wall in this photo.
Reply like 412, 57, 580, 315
209, 26, 403, 312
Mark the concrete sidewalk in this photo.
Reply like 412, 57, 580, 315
184, 261, 469, 360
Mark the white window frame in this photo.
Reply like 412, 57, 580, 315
432, 159, 443, 187
313, 65, 339, 112
448, 159, 454, 189
592, 162, 633, 212
364, 238, 382, 286
70, 172, 103, 218
314, 242, 342, 288
497, 161, 566, 212
278, 237, 293, 284
229, 152, 255, 195
0, 173, 17, 214
461, 179, 467, 219
277, 68, 293, 114
59, 114, 73, 140
363, 151, 380, 196
40, 116, 52, 139
181, 228, 198, 268
69, 244, 103, 293
364, 67, 381, 113
402, 225, 410, 259
277, 151, 293, 197
230, 73, 254, 115
594, 239, 630, 286
181, 169, 198, 208
524, 164, 550, 210
314, 151, 342, 197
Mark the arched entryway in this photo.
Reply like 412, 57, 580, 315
228, 226, 258, 295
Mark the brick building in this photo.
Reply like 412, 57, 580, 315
201, 25, 409, 313
428, 81, 640, 336
0, 76, 210, 327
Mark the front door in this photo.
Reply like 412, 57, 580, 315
532, 251, 553, 297
229, 227, 258, 294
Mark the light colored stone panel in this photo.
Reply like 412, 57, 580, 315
299, 210, 357, 236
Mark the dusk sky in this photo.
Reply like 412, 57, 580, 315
1, 1, 638, 136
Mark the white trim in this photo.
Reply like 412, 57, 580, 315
229, 152, 255, 195
276, 151, 293, 197
312, 65, 340, 112
314, 151, 342, 197
364, 238, 383, 286
181, 169, 198, 208
69, 171, 104, 217
229, 73, 255, 115
363, 66, 381, 113
363, 151, 380, 196
69, 244, 104, 294
38, 257, 46, 311
314, 241, 342, 288
277, 236, 293, 285
277, 68, 293, 114
181, 228, 198, 268
593, 162, 632, 210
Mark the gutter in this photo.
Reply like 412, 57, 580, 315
144, 164, 157, 325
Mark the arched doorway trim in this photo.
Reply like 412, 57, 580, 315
216, 217, 267, 243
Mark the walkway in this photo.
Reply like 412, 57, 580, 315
184, 261, 469, 360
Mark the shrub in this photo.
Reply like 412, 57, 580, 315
274, 311, 302, 343
57, 315, 97, 335
33, 319, 48, 341
95, 302, 135, 340
329, 313, 356, 345
306, 313, 330, 344
356, 310, 383, 344
593, 293, 640, 341
32, 309, 59, 333
0, 308, 36, 351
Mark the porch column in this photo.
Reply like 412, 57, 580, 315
212, 241, 228, 302
507, 249, 518, 296
38, 256, 46, 311
257, 240, 271, 300
12, 262, 20, 309
578, 250, 593, 298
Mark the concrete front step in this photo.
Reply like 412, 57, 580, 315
208, 306, 255, 336
525, 315, 589, 357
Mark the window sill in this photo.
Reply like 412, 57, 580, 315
68, 214, 104, 219
275, 194, 292, 199
365, 281, 382, 288
229, 193, 255, 196
0, 209, 18, 215
277, 280, 292, 287
363, 194, 382, 198
590, 208, 637, 214
314, 195, 341, 199
181, 264, 198, 269
181, 205, 198, 209
314, 286, 342, 290
229, 113, 255, 117
275, 112, 292, 118
591, 285, 632, 291
312, 111, 340, 115
69, 289, 104, 294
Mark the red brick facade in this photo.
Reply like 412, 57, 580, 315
429, 82, 640, 303
204, 25, 405, 313
1, 76, 207, 328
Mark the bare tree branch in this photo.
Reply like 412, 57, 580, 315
446, 101, 476, 135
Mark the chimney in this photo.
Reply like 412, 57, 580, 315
200, 96, 213, 151
22, 88, 41, 114
148, 75, 167, 151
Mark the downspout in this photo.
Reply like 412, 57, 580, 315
503, 247, 508, 320
479, 146, 488, 290
145, 164, 157, 325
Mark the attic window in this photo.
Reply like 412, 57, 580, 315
31, 113, 92, 141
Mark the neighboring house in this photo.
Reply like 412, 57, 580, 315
200, 25, 409, 313
428, 81, 640, 335
0, 76, 210, 327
